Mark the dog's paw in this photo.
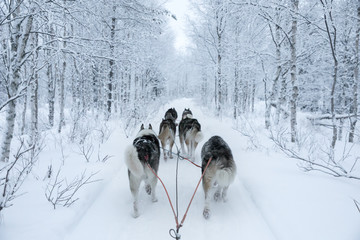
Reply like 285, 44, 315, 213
132, 208, 140, 218
203, 208, 211, 219
145, 184, 151, 195
214, 191, 221, 202
132, 211, 140, 218
152, 196, 158, 202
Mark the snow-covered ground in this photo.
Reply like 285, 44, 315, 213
1, 98, 359, 240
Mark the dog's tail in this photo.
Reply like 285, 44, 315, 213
195, 131, 204, 143
215, 164, 237, 186
125, 145, 144, 178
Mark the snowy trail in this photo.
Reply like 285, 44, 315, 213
2, 98, 358, 240
64, 98, 278, 240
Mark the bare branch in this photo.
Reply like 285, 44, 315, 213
270, 130, 360, 181
0, 137, 40, 212
45, 168, 101, 209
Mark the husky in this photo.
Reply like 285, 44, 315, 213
178, 108, 203, 160
158, 118, 176, 160
124, 124, 160, 218
201, 136, 237, 219
164, 108, 178, 123
181, 108, 192, 119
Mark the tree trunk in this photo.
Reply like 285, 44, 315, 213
274, 7, 282, 125
202, 72, 208, 106
320, 0, 338, 148
47, 61, 55, 127
107, 6, 116, 115
251, 79, 255, 113
47, 23, 55, 127
290, 0, 299, 143
58, 3, 67, 133
349, 3, 360, 143
234, 65, 240, 119
30, 32, 39, 143
215, 3, 226, 116
1, 2, 34, 162
264, 78, 271, 129
217, 41, 222, 115
58, 46, 66, 133
21, 66, 29, 135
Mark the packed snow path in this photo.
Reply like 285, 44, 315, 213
65, 98, 277, 240
1, 98, 359, 240
63, 98, 360, 240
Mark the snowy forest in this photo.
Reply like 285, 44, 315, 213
1, 0, 360, 239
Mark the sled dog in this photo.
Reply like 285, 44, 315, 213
179, 108, 203, 159
164, 108, 178, 122
158, 118, 176, 160
181, 108, 192, 119
201, 136, 237, 219
124, 124, 160, 218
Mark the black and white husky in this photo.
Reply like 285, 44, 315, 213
201, 136, 237, 219
179, 108, 203, 160
181, 108, 192, 120
158, 118, 176, 160
124, 124, 160, 218
164, 108, 178, 123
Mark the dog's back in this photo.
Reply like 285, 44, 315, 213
201, 136, 236, 219
179, 109, 203, 159
124, 124, 160, 218
159, 119, 176, 137
133, 134, 160, 171
179, 118, 201, 138
201, 136, 236, 185
158, 118, 176, 159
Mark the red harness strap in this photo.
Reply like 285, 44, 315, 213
182, 156, 202, 168
144, 155, 180, 228
144, 155, 213, 234
178, 157, 212, 230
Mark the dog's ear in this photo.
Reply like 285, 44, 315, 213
140, 124, 144, 130
149, 124, 152, 130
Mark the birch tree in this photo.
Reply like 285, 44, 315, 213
349, 1, 360, 143
57, 0, 68, 133
320, 0, 338, 149
290, 0, 299, 143
1, 1, 35, 162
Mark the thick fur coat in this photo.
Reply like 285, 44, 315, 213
178, 109, 203, 160
124, 124, 160, 218
201, 135, 237, 219
158, 118, 176, 160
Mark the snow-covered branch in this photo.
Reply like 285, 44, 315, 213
0, 137, 40, 212
45, 168, 101, 209
270, 130, 360, 181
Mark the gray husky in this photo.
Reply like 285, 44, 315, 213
124, 124, 160, 218
201, 136, 237, 219
164, 108, 178, 122
179, 108, 203, 160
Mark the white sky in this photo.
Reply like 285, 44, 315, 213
164, 0, 192, 53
